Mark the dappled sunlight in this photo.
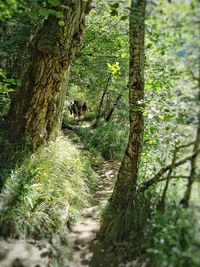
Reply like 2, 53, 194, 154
64, 161, 120, 267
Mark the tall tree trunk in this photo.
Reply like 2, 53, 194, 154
100, 0, 146, 241
7, 0, 92, 149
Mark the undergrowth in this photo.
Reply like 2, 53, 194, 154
100, 192, 200, 267
74, 122, 128, 160
136, 207, 200, 267
0, 134, 30, 188
0, 137, 98, 239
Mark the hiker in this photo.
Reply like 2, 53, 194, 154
70, 100, 82, 119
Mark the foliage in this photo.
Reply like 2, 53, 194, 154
68, 0, 129, 119
89, 122, 128, 160
0, 0, 71, 23
143, 208, 200, 267
0, 69, 15, 117
0, 16, 37, 79
0, 137, 98, 239
74, 122, 128, 161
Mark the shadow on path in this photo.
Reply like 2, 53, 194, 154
64, 161, 125, 267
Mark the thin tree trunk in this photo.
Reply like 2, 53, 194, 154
158, 145, 178, 210
100, 0, 146, 241
181, 39, 200, 207
7, 0, 92, 149
111, 0, 146, 207
105, 89, 124, 122
92, 75, 111, 128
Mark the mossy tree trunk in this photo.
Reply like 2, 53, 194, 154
100, 0, 146, 241
7, 0, 92, 149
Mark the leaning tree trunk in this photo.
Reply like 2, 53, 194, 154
100, 0, 146, 242
7, 0, 92, 149
105, 89, 124, 122
92, 75, 111, 128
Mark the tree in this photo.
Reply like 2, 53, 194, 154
6, 0, 92, 149
181, 29, 200, 207
100, 0, 146, 241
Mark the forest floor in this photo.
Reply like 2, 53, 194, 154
0, 126, 129, 267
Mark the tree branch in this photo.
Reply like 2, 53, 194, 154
177, 141, 195, 150
139, 149, 200, 192
156, 175, 190, 183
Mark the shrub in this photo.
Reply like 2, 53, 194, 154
88, 122, 128, 160
74, 122, 128, 160
141, 208, 200, 267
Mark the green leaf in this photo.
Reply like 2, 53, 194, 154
5, 78, 16, 84
110, 9, 118, 17
48, 0, 61, 7
58, 20, 65, 27
120, 15, 128, 21
26, 196, 34, 209
110, 3, 119, 9
145, 85, 151, 91
159, 114, 175, 121
55, 11, 64, 18
48, 9, 64, 18
28, 11, 39, 21
146, 43, 152, 49
160, 48, 165, 55
39, 8, 49, 17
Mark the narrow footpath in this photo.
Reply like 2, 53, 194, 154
0, 126, 126, 267
64, 160, 120, 267
0, 160, 120, 267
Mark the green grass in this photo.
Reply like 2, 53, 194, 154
74, 122, 129, 161
0, 137, 98, 239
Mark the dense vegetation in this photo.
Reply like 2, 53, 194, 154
0, 0, 199, 266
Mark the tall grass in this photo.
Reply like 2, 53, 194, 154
0, 137, 98, 239
74, 122, 129, 161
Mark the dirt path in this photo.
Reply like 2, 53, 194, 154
0, 127, 123, 267
64, 160, 120, 267
0, 161, 120, 267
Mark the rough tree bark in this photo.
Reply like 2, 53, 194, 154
100, 0, 146, 241
7, 0, 92, 149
